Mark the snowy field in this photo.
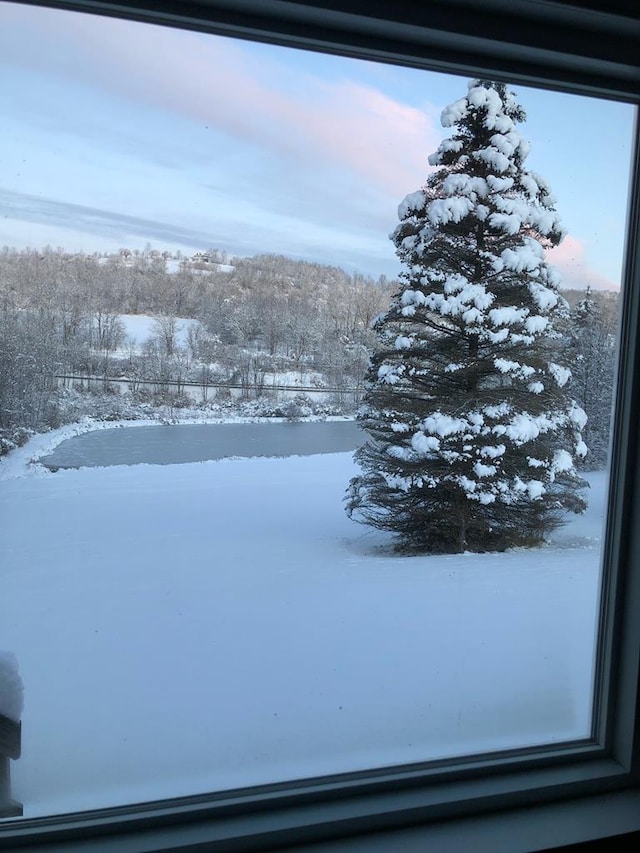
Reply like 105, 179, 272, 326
0, 428, 605, 818
118, 314, 199, 353
114, 314, 331, 391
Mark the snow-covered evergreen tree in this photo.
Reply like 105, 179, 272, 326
346, 79, 588, 553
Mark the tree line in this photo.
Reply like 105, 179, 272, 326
0, 240, 617, 470
0, 247, 394, 451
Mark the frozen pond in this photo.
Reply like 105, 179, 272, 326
39, 420, 364, 469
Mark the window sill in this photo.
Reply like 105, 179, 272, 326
3, 790, 640, 851
2, 753, 639, 851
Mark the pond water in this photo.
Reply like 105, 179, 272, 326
40, 420, 364, 469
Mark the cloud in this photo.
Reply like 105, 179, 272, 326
0, 4, 438, 202
547, 235, 619, 291
86, 21, 438, 198
0, 188, 398, 275
0, 4, 437, 276
0, 188, 216, 247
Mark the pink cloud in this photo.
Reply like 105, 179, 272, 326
293, 80, 438, 197
111, 27, 437, 199
2, 4, 438, 204
547, 235, 619, 291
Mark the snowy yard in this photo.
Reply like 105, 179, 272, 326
0, 429, 604, 817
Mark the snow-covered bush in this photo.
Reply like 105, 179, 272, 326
0, 652, 23, 723
278, 393, 315, 420
0, 427, 34, 459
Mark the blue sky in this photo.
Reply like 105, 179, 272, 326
0, 2, 636, 288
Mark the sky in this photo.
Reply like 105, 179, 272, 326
0, 2, 636, 289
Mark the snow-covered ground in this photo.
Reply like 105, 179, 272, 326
0, 428, 605, 817
267, 370, 327, 388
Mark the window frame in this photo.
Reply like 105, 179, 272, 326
1, 1, 640, 850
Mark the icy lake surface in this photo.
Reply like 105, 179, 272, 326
39, 420, 364, 468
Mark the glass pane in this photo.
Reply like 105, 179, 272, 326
0, 1, 635, 818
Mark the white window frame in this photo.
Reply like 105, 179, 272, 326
2, 1, 639, 850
